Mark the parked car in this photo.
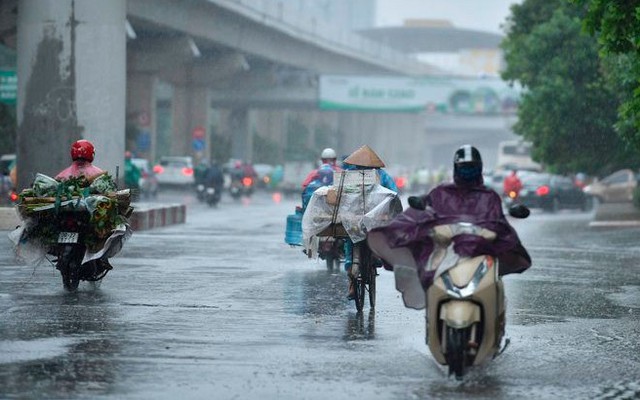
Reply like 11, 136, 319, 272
518, 172, 592, 212
583, 169, 637, 203
0, 154, 17, 205
153, 156, 195, 187
131, 158, 159, 198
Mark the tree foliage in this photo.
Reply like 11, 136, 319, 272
574, 0, 640, 151
501, 0, 639, 174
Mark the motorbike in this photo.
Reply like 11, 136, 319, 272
51, 211, 110, 291
502, 189, 519, 208
317, 236, 345, 271
196, 183, 206, 202
205, 185, 221, 207
367, 204, 529, 380
229, 176, 254, 199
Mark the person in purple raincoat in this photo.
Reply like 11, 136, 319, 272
368, 144, 531, 290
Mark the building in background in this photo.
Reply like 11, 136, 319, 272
359, 19, 504, 77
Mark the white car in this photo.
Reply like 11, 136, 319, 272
153, 156, 195, 186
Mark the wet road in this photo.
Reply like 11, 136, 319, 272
1, 189, 639, 399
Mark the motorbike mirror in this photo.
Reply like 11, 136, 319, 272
408, 196, 426, 210
508, 204, 530, 219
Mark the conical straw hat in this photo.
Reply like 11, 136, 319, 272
343, 145, 385, 168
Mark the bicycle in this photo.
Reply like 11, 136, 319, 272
350, 242, 376, 313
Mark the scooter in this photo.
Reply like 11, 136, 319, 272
196, 183, 206, 202
368, 205, 529, 380
424, 222, 505, 379
502, 189, 519, 208
229, 176, 254, 199
205, 185, 221, 207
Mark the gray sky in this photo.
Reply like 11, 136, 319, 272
376, 0, 522, 34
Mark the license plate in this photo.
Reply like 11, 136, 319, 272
206, 188, 215, 194
58, 232, 79, 243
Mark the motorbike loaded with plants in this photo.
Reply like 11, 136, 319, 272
10, 173, 133, 291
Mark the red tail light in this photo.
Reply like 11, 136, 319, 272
242, 177, 253, 187
153, 165, 164, 174
395, 177, 406, 189
62, 217, 76, 230
9, 191, 18, 202
182, 167, 194, 176
536, 185, 550, 196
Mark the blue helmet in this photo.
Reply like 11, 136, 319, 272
317, 163, 334, 186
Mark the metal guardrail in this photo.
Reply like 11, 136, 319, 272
208, 0, 430, 75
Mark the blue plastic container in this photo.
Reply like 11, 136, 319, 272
285, 207, 303, 246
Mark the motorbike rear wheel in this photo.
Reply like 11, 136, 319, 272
59, 255, 81, 292
325, 255, 336, 271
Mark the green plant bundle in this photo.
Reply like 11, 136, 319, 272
17, 173, 130, 252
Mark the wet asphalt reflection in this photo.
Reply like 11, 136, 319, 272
0, 190, 639, 399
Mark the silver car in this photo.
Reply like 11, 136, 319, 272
584, 169, 637, 203
153, 156, 195, 187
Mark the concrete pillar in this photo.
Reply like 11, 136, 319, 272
171, 84, 189, 157
186, 86, 209, 163
126, 72, 157, 161
169, 82, 210, 162
230, 108, 251, 162
16, 0, 126, 189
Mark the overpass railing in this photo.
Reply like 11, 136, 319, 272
209, 0, 433, 75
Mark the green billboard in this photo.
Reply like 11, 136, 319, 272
0, 70, 17, 105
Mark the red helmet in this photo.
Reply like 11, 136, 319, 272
70, 139, 95, 162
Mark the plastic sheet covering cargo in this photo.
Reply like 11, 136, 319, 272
301, 169, 402, 253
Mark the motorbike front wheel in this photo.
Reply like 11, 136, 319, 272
445, 326, 472, 380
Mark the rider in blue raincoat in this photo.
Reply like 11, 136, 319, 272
301, 163, 334, 211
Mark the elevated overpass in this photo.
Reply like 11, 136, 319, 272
4, 0, 516, 188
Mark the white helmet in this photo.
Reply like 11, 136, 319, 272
320, 148, 337, 160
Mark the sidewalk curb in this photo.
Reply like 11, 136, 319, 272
590, 202, 640, 228
589, 220, 640, 228
0, 203, 187, 232
129, 203, 187, 231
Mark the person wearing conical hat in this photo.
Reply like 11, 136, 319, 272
342, 145, 398, 192
342, 145, 398, 300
